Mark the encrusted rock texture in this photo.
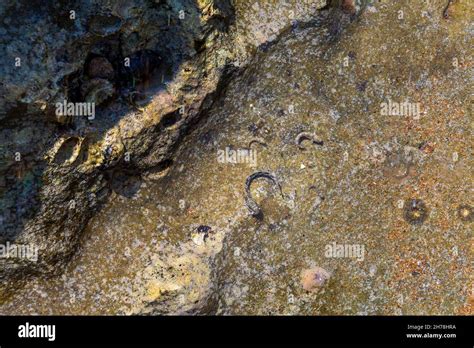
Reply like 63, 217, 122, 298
0, 0, 235, 292
0, 0, 472, 315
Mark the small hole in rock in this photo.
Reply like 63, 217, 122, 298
54, 138, 79, 165
160, 111, 181, 128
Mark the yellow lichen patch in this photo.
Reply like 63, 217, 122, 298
85, 141, 104, 167
127, 250, 215, 314
145, 280, 181, 302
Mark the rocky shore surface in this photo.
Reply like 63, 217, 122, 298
0, 0, 472, 315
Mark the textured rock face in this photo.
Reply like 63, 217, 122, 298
189, 0, 471, 315
0, 0, 235, 294
1, 0, 472, 315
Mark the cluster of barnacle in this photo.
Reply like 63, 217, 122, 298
403, 199, 472, 225
83, 49, 162, 112
56, 48, 162, 125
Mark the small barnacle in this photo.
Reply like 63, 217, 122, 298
128, 91, 147, 112
404, 199, 428, 225
300, 267, 331, 292
457, 205, 473, 222
341, 0, 356, 14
